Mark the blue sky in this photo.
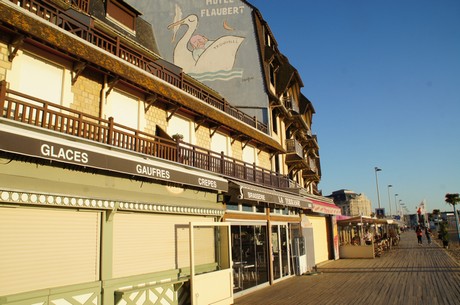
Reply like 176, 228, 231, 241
249, 0, 460, 213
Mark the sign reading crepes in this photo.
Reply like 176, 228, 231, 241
0, 130, 228, 192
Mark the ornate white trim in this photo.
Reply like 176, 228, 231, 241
0, 189, 225, 216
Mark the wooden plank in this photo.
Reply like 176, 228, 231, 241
234, 231, 460, 305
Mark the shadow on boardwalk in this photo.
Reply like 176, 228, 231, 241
233, 232, 460, 305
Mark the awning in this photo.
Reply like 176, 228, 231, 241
228, 180, 313, 209
309, 198, 342, 215
337, 216, 393, 225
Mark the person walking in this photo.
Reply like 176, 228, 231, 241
425, 227, 432, 244
416, 226, 423, 245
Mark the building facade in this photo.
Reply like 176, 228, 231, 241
0, 0, 340, 304
328, 189, 372, 217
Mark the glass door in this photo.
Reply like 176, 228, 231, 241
231, 224, 268, 292
271, 224, 290, 280
289, 223, 303, 275
271, 225, 281, 280
280, 224, 289, 277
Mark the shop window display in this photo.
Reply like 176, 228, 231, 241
231, 225, 268, 292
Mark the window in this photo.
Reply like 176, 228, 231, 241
168, 115, 192, 143
226, 203, 265, 214
105, 89, 144, 130
255, 205, 265, 214
271, 108, 278, 135
275, 154, 281, 174
242, 145, 256, 165
226, 203, 239, 211
211, 132, 230, 156
269, 62, 276, 87
106, 0, 137, 31
7, 51, 66, 106
264, 28, 271, 47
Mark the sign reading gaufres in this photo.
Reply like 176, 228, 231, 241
0, 130, 227, 192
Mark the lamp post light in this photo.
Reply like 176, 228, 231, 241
374, 167, 382, 210
387, 185, 393, 217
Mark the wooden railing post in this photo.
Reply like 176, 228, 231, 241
77, 112, 84, 137
41, 102, 48, 128
134, 131, 140, 153
116, 36, 121, 58
175, 139, 181, 163
179, 72, 184, 90
220, 151, 225, 175
0, 81, 6, 117
107, 117, 114, 145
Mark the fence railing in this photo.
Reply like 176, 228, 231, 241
0, 81, 293, 189
8, 0, 268, 134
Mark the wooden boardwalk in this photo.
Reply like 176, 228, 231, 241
233, 232, 460, 305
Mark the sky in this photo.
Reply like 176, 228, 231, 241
249, 0, 460, 213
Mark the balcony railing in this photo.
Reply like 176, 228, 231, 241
70, 0, 89, 13
302, 157, 319, 181
282, 96, 300, 114
0, 81, 292, 189
7, 0, 268, 134
285, 139, 304, 159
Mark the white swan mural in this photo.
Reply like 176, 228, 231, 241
168, 14, 244, 81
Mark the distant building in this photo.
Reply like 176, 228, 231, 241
327, 190, 372, 217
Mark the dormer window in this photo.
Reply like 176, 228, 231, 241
106, 0, 140, 32
265, 31, 271, 47
269, 62, 277, 87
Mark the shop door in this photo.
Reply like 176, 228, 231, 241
289, 223, 305, 275
231, 224, 268, 292
271, 224, 289, 280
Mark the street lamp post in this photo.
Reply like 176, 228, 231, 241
374, 167, 382, 210
394, 194, 399, 217
387, 184, 393, 217
400, 202, 406, 224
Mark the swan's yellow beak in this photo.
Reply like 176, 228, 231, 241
168, 18, 185, 30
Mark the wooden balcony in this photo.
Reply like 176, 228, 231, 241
285, 139, 304, 161
302, 158, 320, 182
0, 81, 293, 190
283, 96, 300, 114
7, 0, 267, 134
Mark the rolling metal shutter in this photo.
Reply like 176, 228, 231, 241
112, 213, 214, 278
308, 215, 329, 264
0, 207, 101, 296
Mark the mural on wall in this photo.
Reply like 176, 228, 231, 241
125, 0, 269, 124
168, 4, 245, 82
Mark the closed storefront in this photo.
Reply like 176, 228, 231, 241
0, 126, 230, 305
307, 215, 329, 265
112, 213, 214, 278
0, 206, 101, 297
